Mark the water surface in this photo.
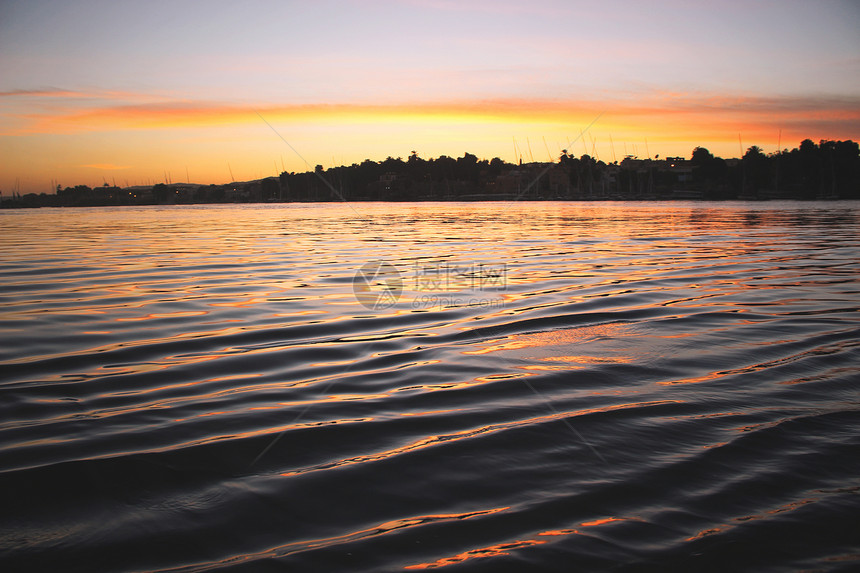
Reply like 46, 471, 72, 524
1, 202, 858, 572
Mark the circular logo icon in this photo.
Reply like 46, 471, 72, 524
353, 260, 403, 310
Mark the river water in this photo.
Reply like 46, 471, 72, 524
1, 201, 858, 572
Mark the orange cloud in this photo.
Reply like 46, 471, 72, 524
9, 92, 858, 141
0, 88, 85, 98
18, 100, 576, 133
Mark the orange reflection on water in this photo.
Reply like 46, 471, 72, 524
521, 354, 633, 371
685, 497, 816, 542
208, 297, 272, 308
686, 526, 727, 541
659, 346, 799, 386
540, 355, 631, 364
520, 363, 589, 371
392, 372, 533, 396
116, 310, 208, 321
406, 516, 632, 569
201, 506, 511, 569
735, 498, 816, 521
281, 400, 677, 478
277, 417, 522, 477
580, 517, 625, 527
400, 409, 464, 417
537, 528, 580, 536
272, 309, 327, 318
463, 323, 630, 356
405, 539, 547, 569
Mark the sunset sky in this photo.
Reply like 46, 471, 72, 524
1, 0, 859, 193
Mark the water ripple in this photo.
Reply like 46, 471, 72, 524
1, 202, 858, 572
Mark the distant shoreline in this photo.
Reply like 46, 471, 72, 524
3, 198, 859, 211
3, 138, 858, 207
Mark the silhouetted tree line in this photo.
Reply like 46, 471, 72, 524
687, 139, 860, 200
2, 139, 858, 208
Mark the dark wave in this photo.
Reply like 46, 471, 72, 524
1, 202, 859, 572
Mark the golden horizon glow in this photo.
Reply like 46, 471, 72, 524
4, 92, 858, 193
8, 93, 859, 136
